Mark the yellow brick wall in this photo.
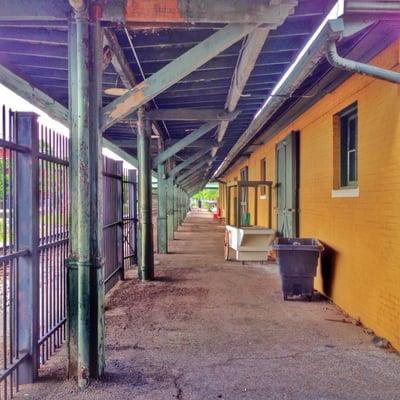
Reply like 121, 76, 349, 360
219, 39, 400, 350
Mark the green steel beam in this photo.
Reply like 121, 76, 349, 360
152, 121, 221, 168
137, 108, 154, 281
166, 178, 175, 241
146, 108, 235, 121
176, 158, 211, 185
0, 63, 142, 174
103, 27, 136, 87
180, 168, 205, 186
168, 148, 210, 179
101, 23, 258, 130
157, 158, 168, 254
0, 0, 298, 23
0, 0, 125, 21
182, 175, 204, 192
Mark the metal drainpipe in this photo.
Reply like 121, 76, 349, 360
326, 40, 400, 84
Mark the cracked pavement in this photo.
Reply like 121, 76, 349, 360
16, 210, 400, 400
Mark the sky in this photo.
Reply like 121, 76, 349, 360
0, 84, 136, 169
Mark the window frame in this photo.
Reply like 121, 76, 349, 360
260, 158, 266, 196
339, 103, 358, 189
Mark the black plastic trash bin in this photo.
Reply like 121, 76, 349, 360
273, 238, 324, 301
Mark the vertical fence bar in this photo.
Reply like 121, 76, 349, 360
116, 162, 123, 280
16, 112, 39, 384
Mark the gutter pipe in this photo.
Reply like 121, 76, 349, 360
215, 17, 400, 178
325, 39, 400, 84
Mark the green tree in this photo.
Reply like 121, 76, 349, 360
192, 188, 218, 201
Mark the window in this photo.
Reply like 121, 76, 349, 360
260, 158, 266, 195
338, 104, 358, 188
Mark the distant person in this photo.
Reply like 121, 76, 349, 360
198, 199, 202, 209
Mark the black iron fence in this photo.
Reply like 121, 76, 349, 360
38, 123, 69, 366
0, 107, 137, 398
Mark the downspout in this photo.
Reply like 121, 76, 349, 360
326, 39, 400, 84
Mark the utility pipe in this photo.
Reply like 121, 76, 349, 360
326, 39, 400, 84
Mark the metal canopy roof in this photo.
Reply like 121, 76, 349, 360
217, 19, 400, 175
0, 0, 335, 184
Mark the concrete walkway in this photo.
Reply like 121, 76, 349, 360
18, 209, 400, 399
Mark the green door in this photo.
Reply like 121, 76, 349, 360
275, 131, 299, 237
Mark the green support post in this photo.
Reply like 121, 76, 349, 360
67, 3, 104, 388
167, 178, 175, 240
173, 184, 179, 232
137, 108, 155, 280
182, 190, 186, 223
157, 161, 168, 253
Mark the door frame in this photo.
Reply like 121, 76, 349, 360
275, 130, 299, 237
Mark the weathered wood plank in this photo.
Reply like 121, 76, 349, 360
101, 23, 258, 131
0, 64, 143, 174
146, 108, 237, 121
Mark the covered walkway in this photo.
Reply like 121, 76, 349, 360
17, 210, 400, 400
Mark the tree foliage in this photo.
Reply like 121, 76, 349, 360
192, 188, 218, 201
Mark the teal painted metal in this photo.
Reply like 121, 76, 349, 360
181, 172, 204, 190
16, 113, 40, 384
173, 184, 179, 232
137, 108, 154, 281
152, 120, 222, 168
101, 23, 257, 130
176, 158, 211, 184
146, 108, 236, 121
166, 178, 175, 241
0, 64, 142, 179
157, 161, 168, 253
67, 6, 104, 387
168, 148, 210, 179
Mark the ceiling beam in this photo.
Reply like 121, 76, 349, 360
152, 121, 221, 168
177, 159, 211, 185
168, 148, 211, 179
101, 23, 259, 131
0, 0, 298, 23
124, 0, 297, 24
0, 63, 144, 174
105, 137, 218, 149
104, 28, 136, 88
146, 108, 236, 122
212, 27, 270, 165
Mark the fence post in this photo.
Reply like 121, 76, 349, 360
116, 161, 124, 279
16, 112, 39, 383
129, 169, 138, 265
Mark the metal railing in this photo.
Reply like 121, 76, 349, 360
122, 169, 137, 271
0, 107, 138, 398
38, 124, 69, 365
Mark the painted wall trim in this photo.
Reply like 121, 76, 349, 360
331, 187, 359, 198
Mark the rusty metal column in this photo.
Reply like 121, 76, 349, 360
137, 108, 154, 280
67, 1, 104, 388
